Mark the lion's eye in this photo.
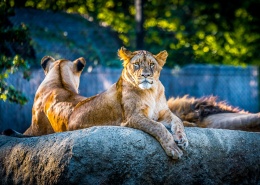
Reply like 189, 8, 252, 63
150, 63, 155, 67
133, 63, 139, 68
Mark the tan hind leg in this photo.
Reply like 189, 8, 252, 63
200, 113, 260, 132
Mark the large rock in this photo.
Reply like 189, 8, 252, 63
0, 126, 259, 185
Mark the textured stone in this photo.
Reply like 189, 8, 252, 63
0, 126, 259, 185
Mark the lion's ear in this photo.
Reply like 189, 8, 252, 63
73, 57, 86, 72
41, 56, 55, 75
118, 47, 133, 66
154, 50, 168, 67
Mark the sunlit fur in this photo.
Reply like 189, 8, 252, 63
168, 95, 260, 132
11, 48, 189, 160
118, 49, 165, 90
23, 57, 86, 135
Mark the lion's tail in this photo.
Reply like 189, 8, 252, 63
1, 129, 33, 138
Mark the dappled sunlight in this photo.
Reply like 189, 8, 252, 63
5, 0, 260, 67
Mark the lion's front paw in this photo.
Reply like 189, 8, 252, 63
173, 131, 189, 150
165, 142, 183, 160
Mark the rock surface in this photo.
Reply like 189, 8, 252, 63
0, 126, 259, 185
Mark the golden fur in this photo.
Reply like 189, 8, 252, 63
10, 47, 188, 159
168, 95, 260, 132
24, 56, 86, 135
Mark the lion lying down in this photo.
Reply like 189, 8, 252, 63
4, 47, 188, 159
168, 96, 260, 132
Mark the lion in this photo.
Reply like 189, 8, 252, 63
168, 95, 260, 132
3, 47, 188, 159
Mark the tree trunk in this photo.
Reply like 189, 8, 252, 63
135, 0, 144, 49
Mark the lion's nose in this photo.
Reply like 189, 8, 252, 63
141, 72, 151, 78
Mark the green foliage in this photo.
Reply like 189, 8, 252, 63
143, 0, 260, 67
11, 0, 136, 48
0, 1, 35, 105
8, 0, 260, 67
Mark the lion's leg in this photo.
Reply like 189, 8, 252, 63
201, 113, 260, 132
23, 112, 55, 136
159, 110, 188, 150
23, 123, 55, 136
171, 116, 189, 149
121, 117, 183, 159
183, 121, 197, 127
23, 126, 33, 135
23, 124, 49, 136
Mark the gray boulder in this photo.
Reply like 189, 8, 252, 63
0, 126, 259, 185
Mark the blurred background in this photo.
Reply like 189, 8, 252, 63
0, 0, 259, 132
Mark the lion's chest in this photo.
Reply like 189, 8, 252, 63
146, 100, 157, 120
142, 95, 164, 121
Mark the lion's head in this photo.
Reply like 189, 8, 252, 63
40, 56, 86, 93
118, 47, 168, 90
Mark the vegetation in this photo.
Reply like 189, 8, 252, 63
0, 2, 35, 104
1, 0, 259, 104
7, 0, 260, 67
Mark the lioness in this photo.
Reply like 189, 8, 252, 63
4, 47, 188, 159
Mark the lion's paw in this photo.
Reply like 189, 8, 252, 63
165, 142, 183, 160
173, 131, 189, 150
